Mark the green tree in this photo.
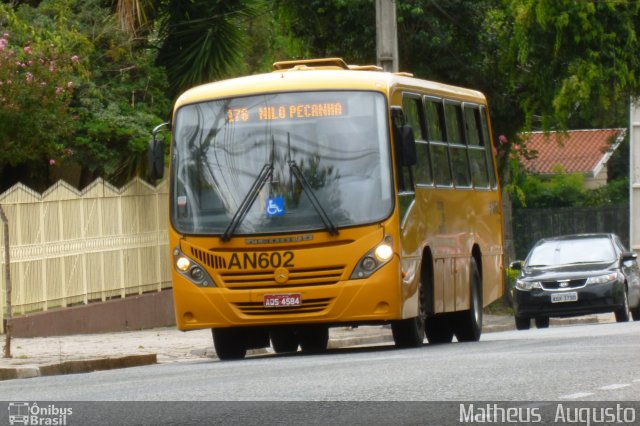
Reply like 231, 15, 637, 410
275, 0, 376, 64
0, 0, 170, 191
494, 0, 640, 134
155, 0, 267, 99
0, 3, 85, 189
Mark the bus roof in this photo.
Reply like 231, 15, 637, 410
174, 58, 487, 109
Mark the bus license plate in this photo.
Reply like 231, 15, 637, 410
263, 293, 302, 307
551, 292, 578, 303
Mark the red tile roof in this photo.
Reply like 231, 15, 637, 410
518, 129, 626, 175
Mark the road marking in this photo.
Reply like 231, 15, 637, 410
599, 383, 630, 391
559, 392, 594, 399
633, 379, 640, 383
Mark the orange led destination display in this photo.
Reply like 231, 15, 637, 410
227, 102, 345, 123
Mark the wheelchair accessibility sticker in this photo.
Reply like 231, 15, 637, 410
266, 197, 285, 217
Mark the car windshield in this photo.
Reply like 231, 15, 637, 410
526, 237, 617, 267
171, 91, 394, 236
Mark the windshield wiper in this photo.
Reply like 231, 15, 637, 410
221, 162, 273, 242
288, 159, 339, 236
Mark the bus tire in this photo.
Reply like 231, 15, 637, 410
270, 328, 299, 353
212, 328, 247, 360
392, 280, 427, 348
454, 257, 483, 342
424, 315, 454, 344
298, 325, 329, 353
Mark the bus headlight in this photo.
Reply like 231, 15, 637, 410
350, 236, 394, 280
374, 244, 393, 262
173, 247, 216, 287
176, 256, 191, 272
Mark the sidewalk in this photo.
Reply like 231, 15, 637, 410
0, 313, 614, 381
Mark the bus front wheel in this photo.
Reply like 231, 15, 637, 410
270, 328, 299, 353
392, 281, 426, 348
212, 328, 247, 360
298, 325, 329, 353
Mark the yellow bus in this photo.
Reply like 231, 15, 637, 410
149, 57, 504, 360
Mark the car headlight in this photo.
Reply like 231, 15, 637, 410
173, 247, 216, 287
586, 273, 618, 285
350, 236, 394, 279
515, 279, 542, 291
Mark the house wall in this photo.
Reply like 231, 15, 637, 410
584, 166, 608, 190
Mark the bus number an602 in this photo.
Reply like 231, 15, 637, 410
228, 251, 295, 270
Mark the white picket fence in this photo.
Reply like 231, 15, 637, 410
0, 178, 171, 333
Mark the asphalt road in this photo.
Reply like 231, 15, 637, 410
2, 321, 639, 425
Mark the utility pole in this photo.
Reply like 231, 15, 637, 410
375, 0, 399, 72
1, 205, 11, 358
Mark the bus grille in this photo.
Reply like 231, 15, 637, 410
233, 298, 332, 315
189, 247, 345, 289
219, 266, 345, 289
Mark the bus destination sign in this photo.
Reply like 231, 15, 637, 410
227, 102, 345, 123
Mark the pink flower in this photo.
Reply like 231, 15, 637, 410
71, 55, 79, 63
25, 72, 33, 82
498, 135, 508, 145
23, 46, 31, 54
55, 87, 64, 95
49, 159, 56, 166
2, 33, 8, 39
0, 39, 6, 51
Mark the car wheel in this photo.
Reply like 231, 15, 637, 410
534, 317, 549, 328
454, 257, 483, 342
298, 325, 329, 353
515, 316, 530, 330
632, 303, 640, 322
615, 288, 631, 322
212, 328, 247, 360
270, 328, 299, 353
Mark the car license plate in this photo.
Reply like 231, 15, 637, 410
263, 293, 302, 307
551, 292, 578, 303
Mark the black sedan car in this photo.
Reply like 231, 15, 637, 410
511, 233, 640, 330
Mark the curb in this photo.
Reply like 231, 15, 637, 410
0, 354, 157, 381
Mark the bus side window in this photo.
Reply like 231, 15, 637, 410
424, 98, 451, 187
402, 95, 432, 186
444, 102, 470, 188
464, 106, 490, 189
480, 106, 498, 189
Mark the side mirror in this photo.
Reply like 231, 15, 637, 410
509, 260, 522, 270
148, 122, 169, 180
400, 124, 417, 167
621, 252, 638, 265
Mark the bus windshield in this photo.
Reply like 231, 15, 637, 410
171, 90, 394, 236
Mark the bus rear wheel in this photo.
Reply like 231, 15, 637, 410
424, 315, 454, 344
212, 328, 247, 360
298, 325, 329, 353
454, 257, 483, 342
